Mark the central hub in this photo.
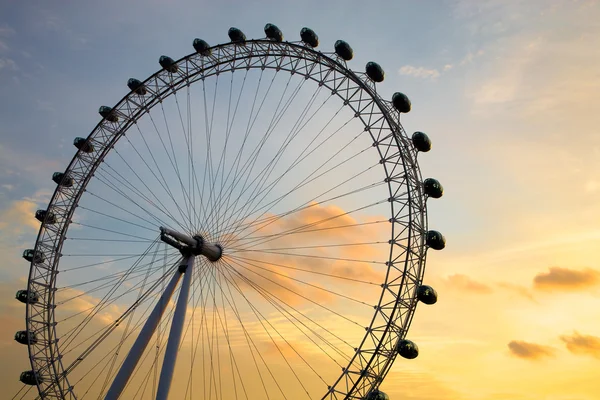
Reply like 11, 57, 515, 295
159, 227, 223, 262
191, 235, 223, 261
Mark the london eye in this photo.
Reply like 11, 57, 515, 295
13, 24, 445, 400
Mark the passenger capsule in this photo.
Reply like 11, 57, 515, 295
397, 339, 419, 359
52, 172, 74, 187
300, 27, 319, 47
73, 137, 94, 153
334, 40, 353, 61
35, 210, 57, 224
15, 330, 38, 345
99, 106, 118, 123
193, 38, 211, 56
228, 27, 246, 44
15, 290, 39, 304
366, 62, 385, 82
411, 131, 431, 152
426, 230, 446, 250
367, 390, 390, 400
127, 78, 147, 95
264, 23, 283, 42
19, 370, 42, 386
423, 178, 443, 198
159, 56, 178, 73
392, 92, 411, 113
23, 249, 45, 263
417, 285, 438, 305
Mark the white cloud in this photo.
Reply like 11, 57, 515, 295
398, 52, 482, 81
398, 65, 441, 80
459, 49, 485, 66
0, 57, 18, 72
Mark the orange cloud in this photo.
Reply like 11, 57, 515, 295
560, 331, 600, 359
220, 201, 389, 307
219, 256, 336, 307
0, 199, 39, 235
533, 267, 600, 291
507, 340, 555, 360
445, 274, 493, 294
496, 282, 536, 303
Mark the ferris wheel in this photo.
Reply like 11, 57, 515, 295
13, 24, 445, 400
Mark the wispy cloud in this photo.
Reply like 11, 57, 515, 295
507, 340, 555, 360
560, 331, 600, 359
37, 9, 89, 49
0, 24, 15, 54
445, 274, 493, 293
399, 49, 483, 81
0, 199, 39, 235
533, 267, 600, 291
459, 49, 484, 66
0, 57, 18, 72
398, 65, 441, 80
497, 282, 536, 302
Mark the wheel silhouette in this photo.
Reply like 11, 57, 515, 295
14, 24, 445, 400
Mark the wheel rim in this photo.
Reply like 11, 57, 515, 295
22, 35, 433, 400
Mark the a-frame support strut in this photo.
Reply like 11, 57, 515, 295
104, 228, 221, 400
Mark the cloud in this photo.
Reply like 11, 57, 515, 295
0, 280, 32, 396
533, 267, 600, 291
0, 24, 14, 51
496, 282, 536, 302
459, 49, 485, 66
398, 65, 441, 80
445, 274, 493, 293
0, 143, 63, 185
0, 199, 40, 236
560, 332, 600, 359
37, 9, 89, 49
398, 50, 482, 82
507, 340, 555, 360
0, 57, 18, 72
218, 202, 388, 308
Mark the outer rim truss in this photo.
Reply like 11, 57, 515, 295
25, 38, 427, 400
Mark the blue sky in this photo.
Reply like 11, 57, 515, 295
2, 0, 600, 399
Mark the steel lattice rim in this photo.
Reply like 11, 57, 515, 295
24, 37, 429, 400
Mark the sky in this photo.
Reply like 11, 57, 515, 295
1, 0, 600, 399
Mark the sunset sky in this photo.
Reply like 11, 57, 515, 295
1, 0, 600, 399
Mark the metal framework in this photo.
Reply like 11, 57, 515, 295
24, 37, 428, 399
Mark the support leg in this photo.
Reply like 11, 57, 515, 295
155, 255, 195, 400
104, 263, 184, 400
